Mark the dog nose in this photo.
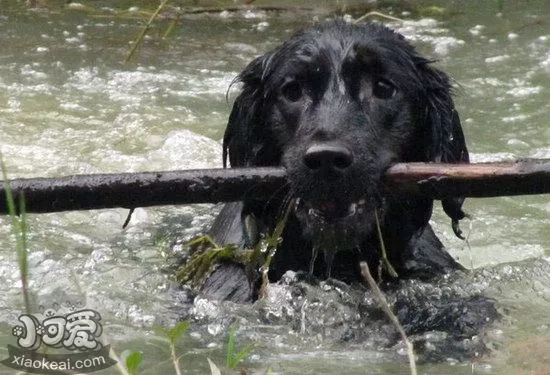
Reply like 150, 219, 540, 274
303, 143, 353, 171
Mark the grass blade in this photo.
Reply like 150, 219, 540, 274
0, 153, 31, 314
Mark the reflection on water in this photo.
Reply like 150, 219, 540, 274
0, 1, 549, 373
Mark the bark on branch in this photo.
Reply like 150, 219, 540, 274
1, 159, 549, 214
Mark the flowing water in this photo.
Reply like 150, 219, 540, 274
0, 1, 549, 374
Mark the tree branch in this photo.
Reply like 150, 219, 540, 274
1, 159, 550, 214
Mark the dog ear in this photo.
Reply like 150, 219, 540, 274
223, 53, 283, 246
418, 59, 470, 238
441, 110, 470, 238
223, 53, 279, 168
416, 59, 469, 164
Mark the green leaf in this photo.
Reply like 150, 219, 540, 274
232, 343, 253, 369
226, 326, 253, 369
167, 320, 190, 345
123, 350, 143, 375
1, 154, 31, 313
226, 326, 236, 368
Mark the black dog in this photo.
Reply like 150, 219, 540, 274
203, 20, 470, 303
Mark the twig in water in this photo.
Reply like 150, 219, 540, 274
354, 11, 405, 25
257, 198, 295, 299
359, 261, 417, 375
162, 12, 180, 39
122, 208, 135, 229
374, 210, 398, 277
126, 0, 171, 63
463, 216, 475, 270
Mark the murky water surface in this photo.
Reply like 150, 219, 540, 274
0, 1, 549, 374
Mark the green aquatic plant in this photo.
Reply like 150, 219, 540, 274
165, 320, 190, 375
226, 325, 253, 370
205, 325, 254, 374
176, 234, 254, 287
177, 198, 294, 298
122, 350, 143, 375
1, 154, 31, 314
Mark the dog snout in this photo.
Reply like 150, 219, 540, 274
303, 143, 354, 171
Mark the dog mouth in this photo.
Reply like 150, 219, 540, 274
295, 198, 368, 223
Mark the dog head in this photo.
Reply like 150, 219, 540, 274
224, 21, 468, 247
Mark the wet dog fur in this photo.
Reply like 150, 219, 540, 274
203, 20, 471, 302
197, 20, 500, 359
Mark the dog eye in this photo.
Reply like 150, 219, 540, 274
373, 79, 396, 99
281, 81, 303, 102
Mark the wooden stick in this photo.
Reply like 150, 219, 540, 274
359, 262, 417, 375
385, 159, 550, 198
1, 159, 550, 214
0, 167, 286, 214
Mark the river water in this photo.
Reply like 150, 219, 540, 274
0, 1, 549, 374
